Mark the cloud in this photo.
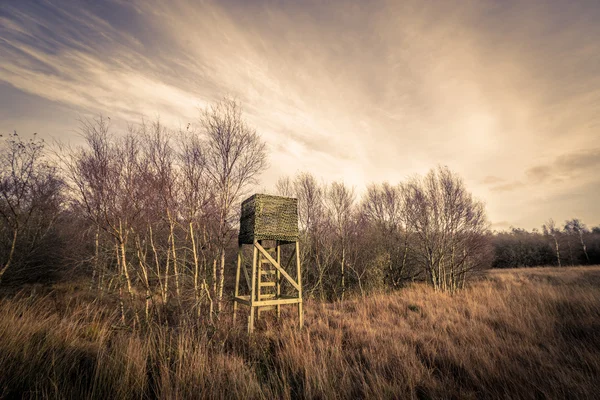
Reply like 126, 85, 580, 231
525, 166, 552, 183
555, 148, 600, 172
493, 148, 600, 192
1, 0, 600, 229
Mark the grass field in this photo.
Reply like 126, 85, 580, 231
1, 266, 599, 399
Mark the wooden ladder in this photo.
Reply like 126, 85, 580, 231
257, 246, 280, 318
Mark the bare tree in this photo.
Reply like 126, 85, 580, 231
62, 117, 145, 324
403, 166, 490, 292
325, 182, 355, 300
200, 98, 267, 314
275, 176, 294, 198
179, 127, 215, 319
0, 132, 63, 284
139, 120, 182, 303
293, 173, 325, 235
363, 183, 403, 231
362, 182, 414, 286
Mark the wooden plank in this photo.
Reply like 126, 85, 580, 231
255, 242, 300, 291
259, 282, 276, 287
259, 293, 276, 299
261, 270, 275, 275
254, 297, 302, 307
234, 247, 241, 297
249, 242, 258, 334
257, 250, 263, 322
276, 241, 281, 319
233, 296, 251, 306
233, 246, 242, 323
257, 254, 262, 304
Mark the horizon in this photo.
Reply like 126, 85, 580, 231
1, 0, 599, 231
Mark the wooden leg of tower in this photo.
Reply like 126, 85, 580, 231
248, 309, 254, 334
276, 241, 281, 320
233, 245, 242, 324
248, 241, 258, 334
257, 244, 262, 322
296, 241, 303, 328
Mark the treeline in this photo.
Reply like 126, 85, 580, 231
274, 170, 490, 299
492, 221, 600, 268
0, 98, 593, 325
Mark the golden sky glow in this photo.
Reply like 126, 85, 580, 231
1, 0, 599, 230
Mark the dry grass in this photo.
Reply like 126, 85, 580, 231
1, 267, 599, 399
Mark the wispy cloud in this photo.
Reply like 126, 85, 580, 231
490, 148, 600, 192
1, 0, 599, 229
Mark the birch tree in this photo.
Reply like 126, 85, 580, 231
564, 219, 590, 264
201, 98, 267, 314
179, 128, 214, 318
543, 219, 562, 267
403, 166, 490, 292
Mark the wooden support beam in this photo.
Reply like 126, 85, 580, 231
233, 246, 242, 323
296, 241, 303, 328
248, 242, 258, 334
254, 297, 302, 307
276, 241, 281, 320
233, 296, 251, 306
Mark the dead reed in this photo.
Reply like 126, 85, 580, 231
1, 267, 599, 399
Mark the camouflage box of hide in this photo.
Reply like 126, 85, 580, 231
239, 194, 299, 244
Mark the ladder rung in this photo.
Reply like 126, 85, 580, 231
258, 305, 276, 312
261, 270, 275, 275
260, 282, 275, 287
259, 293, 276, 299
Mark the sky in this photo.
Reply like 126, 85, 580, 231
1, 0, 599, 231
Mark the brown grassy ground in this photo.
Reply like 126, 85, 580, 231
1, 266, 599, 399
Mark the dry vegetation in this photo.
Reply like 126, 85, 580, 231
1, 266, 599, 399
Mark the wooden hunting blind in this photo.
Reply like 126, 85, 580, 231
233, 194, 303, 333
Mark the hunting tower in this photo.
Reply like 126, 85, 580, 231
233, 194, 303, 333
